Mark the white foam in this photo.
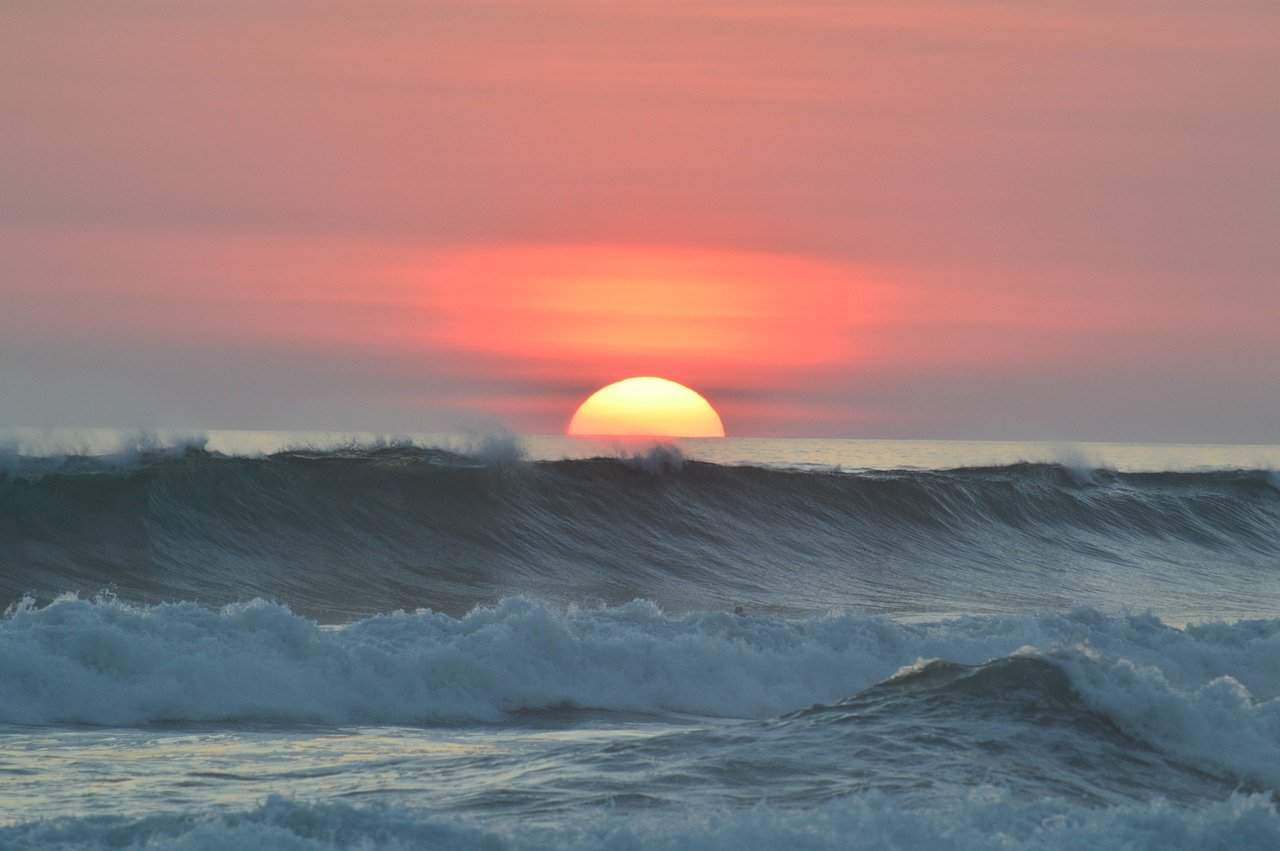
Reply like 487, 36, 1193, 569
2, 791, 1277, 851
3, 596, 1280, 786
1061, 646, 1280, 789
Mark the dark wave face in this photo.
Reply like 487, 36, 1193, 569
567, 654, 1255, 814
3, 445, 1278, 621
765, 656, 1239, 807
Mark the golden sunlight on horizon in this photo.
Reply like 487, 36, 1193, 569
568, 377, 726, 438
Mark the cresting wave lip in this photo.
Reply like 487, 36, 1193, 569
3, 445, 1279, 621
4, 439, 1279, 479
3, 596, 1279, 790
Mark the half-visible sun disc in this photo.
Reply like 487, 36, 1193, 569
568, 377, 726, 438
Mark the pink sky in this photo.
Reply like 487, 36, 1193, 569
2, 2, 1277, 439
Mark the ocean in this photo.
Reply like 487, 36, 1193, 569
2, 431, 1279, 849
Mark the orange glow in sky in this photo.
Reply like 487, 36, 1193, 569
3, 2, 1277, 441
568, 377, 726, 437
403, 243, 896, 390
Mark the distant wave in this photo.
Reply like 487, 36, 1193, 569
4, 596, 1280, 791
2, 445, 1278, 619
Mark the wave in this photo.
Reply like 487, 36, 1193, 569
4, 596, 1279, 790
2, 445, 1278, 620
4, 791, 1278, 851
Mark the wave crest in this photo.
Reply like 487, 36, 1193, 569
3, 448, 1278, 619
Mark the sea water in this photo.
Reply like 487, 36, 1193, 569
1, 432, 1278, 848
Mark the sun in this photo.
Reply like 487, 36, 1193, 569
568, 377, 726, 438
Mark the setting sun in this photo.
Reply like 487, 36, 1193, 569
568, 377, 726, 438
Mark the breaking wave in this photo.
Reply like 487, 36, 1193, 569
4, 596, 1280, 791
2, 445, 1278, 620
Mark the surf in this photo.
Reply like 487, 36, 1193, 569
4, 595, 1279, 794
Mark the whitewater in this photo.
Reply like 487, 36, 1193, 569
2, 434, 1279, 849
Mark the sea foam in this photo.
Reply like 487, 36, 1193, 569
3, 791, 1278, 851
3, 596, 1279, 787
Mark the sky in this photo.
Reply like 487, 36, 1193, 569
2, 1, 1277, 441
